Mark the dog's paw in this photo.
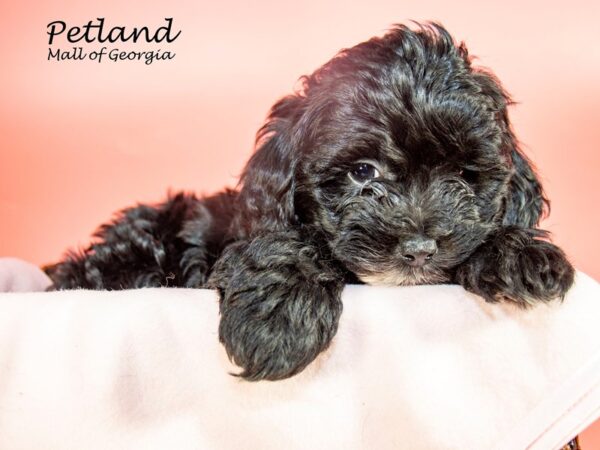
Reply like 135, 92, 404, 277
455, 227, 575, 306
208, 233, 344, 381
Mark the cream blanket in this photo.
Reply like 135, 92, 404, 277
0, 257, 598, 450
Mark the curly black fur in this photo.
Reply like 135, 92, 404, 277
47, 22, 574, 381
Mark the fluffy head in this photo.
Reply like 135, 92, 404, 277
234, 23, 547, 286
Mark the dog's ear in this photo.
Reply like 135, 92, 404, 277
493, 100, 549, 228
233, 94, 305, 237
502, 141, 549, 228
471, 70, 549, 229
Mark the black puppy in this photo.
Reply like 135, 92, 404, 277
48, 23, 574, 381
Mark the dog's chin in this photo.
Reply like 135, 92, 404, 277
356, 267, 449, 286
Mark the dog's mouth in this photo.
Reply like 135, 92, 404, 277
330, 233, 452, 287
355, 266, 450, 286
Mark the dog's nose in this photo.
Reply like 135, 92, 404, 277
400, 236, 437, 267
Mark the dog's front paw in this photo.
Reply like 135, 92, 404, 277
208, 233, 344, 381
455, 227, 574, 306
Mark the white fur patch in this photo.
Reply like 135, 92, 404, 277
359, 270, 448, 286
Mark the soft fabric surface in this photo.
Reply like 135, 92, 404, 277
0, 258, 598, 450
0, 257, 53, 292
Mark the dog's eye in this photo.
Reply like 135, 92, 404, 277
349, 162, 380, 184
459, 168, 478, 184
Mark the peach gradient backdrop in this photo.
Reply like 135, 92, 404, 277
0, 0, 598, 445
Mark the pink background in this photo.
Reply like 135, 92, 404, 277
0, 0, 598, 445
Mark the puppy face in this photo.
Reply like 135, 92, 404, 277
239, 23, 546, 286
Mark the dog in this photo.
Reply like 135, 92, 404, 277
47, 22, 575, 382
